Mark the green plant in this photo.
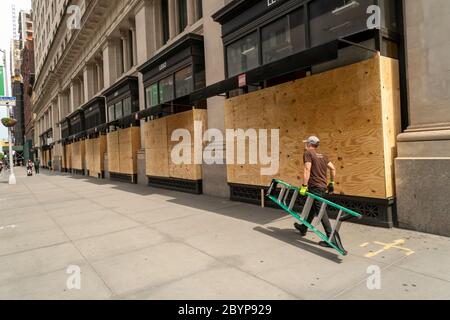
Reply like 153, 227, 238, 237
1, 118, 17, 128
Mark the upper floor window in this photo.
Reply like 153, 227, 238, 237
161, 0, 170, 44
227, 32, 259, 77
178, 0, 188, 32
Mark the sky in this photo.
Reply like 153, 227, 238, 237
0, 0, 32, 141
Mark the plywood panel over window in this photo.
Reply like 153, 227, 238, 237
71, 140, 86, 171
107, 127, 140, 175
86, 135, 107, 178
107, 131, 120, 173
143, 109, 207, 181
224, 55, 401, 199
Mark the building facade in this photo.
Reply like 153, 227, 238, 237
31, 0, 449, 235
10, 10, 34, 151
395, 0, 450, 237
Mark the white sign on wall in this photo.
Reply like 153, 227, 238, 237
0, 97, 16, 107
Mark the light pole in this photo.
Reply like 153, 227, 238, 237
0, 48, 16, 185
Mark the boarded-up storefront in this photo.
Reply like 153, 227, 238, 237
225, 55, 401, 204
85, 135, 107, 178
144, 109, 207, 194
107, 126, 140, 183
71, 140, 86, 174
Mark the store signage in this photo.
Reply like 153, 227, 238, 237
267, 0, 277, 7
159, 62, 167, 71
238, 74, 247, 88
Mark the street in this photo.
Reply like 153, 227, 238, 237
0, 168, 449, 300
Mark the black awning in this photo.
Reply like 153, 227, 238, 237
83, 96, 107, 131
190, 40, 339, 102
103, 76, 139, 104
138, 33, 204, 78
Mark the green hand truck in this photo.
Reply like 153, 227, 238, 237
266, 179, 363, 256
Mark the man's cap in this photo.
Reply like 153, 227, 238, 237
303, 136, 320, 145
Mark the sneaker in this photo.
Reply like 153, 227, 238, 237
319, 241, 348, 256
294, 223, 307, 237
319, 241, 333, 248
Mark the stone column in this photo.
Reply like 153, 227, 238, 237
120, 29, 130, 72
83, 63, 97, 102
129, 21, 138, 67
102, 38, 120, 88
135, 0, 160, 66
70, 81, 80, 113
201, 0, 229, 198
168, 0, 177, 39
187, 0, 196, 26
95, 57, 104, 92
395, 0, 450, 237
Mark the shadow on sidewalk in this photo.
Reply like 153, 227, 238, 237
42, 170, 286, 225
254, 226, 343, 264
38, 170, 346, 261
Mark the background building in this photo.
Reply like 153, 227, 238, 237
9, 10, 33, 151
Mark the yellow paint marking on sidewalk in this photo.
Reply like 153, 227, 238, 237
365, 239, 415, 258
360, 242, 370, 247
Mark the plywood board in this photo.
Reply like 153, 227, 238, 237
71, 140, 86, 170
117, 126, 140, 175
144, 118, 170, 177
107, 131, 120, 173
85, 139, 94, 175
144, 110, 207, 181
65, 144, 72, 169
224, 55, 400, 199
380, 56, 402, 198
94, 135, 107, 175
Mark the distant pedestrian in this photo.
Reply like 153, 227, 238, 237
48, 159, 52, 171
34, 158, 40, 174
27, 160, 34, 176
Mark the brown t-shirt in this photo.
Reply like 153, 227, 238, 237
303, 150, 329, 189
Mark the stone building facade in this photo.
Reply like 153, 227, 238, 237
31, 0, 450, 236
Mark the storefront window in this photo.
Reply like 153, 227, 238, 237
123, 97, 132, 116
262, 15, 305, 64
108, 104, 115, 122
227, 32, 259, 77
309, 0, 372, 48
159, 75, 174, 103
115, 101, 123, 119
175, 66, 194, 98
146, 84, 159, 108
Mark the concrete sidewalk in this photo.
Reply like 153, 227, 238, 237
0, 168, 449, 300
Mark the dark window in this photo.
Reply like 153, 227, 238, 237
146, 83, 159, 108
128, 29, 134, 66
227, 32, 259, 77
159, 75, 174, 103
123, 97, 132, 116
261, 11, 305, 65
115, 101, 123, 120
108, 104, 115, 122
196, 0, 203, 19
309, 0, 372, 47
194, 63, 206, 90
161, 0, 170, 44
175, 66, 193, 98
178, 0, 188, 32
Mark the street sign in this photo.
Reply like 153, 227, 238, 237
0, 97, 16, 107
238, 74, 247, 88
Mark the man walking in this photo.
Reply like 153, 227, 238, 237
34, 158, 40, 174
295, 136, 347, 255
